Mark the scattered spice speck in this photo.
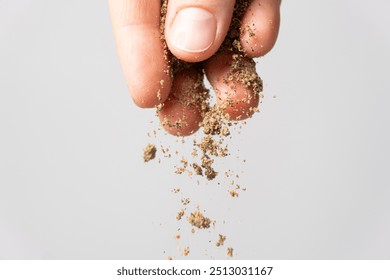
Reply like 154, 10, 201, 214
227, 247, 234, 257
182, 247, 190, 257
143, 144, 156, 162
187, 209, 212, 229
216, 234, 226, 247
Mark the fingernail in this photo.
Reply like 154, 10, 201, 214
170, 7, 217, 53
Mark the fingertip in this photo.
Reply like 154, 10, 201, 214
158, 67, 205, 136
128, 69, 171, 108
118, 27, 172, 108
158, 97, 202, 136
205, 52, 262, 121
240, 0, 281, 58
109, 0, 172, 108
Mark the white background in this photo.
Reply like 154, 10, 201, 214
0, 0, 389, 259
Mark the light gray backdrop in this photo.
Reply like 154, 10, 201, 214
0, 0, 389, 259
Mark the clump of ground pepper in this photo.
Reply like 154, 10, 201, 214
187, 209, 212, 229
143, 144, 156, 162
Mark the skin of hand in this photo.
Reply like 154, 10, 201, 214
108, 0, 281, 135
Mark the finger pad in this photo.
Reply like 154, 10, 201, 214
205, 52, 262, 120
158, 68, 205, 136
119, 28, 171, 108
240, 1, 280, 57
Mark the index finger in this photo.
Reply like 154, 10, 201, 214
108, 0, 172, 108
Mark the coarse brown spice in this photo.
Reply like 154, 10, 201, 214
227, 247, 234, 257
182, 247, 190, 257
187, 210, 212, 229
216, 234, 227, 247
229, 190, 239, 198
176, 209, 185, 221
192, 163, 203, 176
172, 188, 180, 194
181, 198, 190, 206
143, 144, 156, 162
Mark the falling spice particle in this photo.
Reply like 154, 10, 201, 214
143, 144, 156, 162
183, 247, 190, 257
228, 190, 239, 198
192, 163, 203, 176
187, 210, 212, 229
216, 234, 226, 247
176, 209, 185, 221
181, 198, 190, 206
227, 247, 234, 257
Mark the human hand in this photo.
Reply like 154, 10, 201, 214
109, 0, 281, 135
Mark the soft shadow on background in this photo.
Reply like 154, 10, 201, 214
1, 0, 389, 259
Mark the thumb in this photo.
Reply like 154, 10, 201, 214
164, 0, 236, 63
